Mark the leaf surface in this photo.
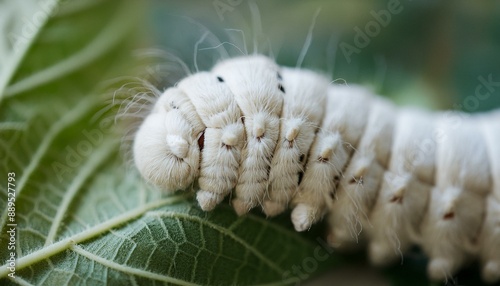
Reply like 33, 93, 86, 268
0, 1, 337, 285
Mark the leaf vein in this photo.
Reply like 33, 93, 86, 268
146, 211, 285, 275
0, 195, 187, 278
70, 244, 199, 286
0, 97, 97, 233
45, 139, 118, 245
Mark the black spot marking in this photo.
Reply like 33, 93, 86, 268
334, 175, 340, 182
443, 211, 454, 220
217, 76, 224, 82
278, 84, 285, 93
390, 195, 403, 204
170, 101, 179, 109
318, 156, 328, 163
298, 171, 304, 185
329, 191, 335, 200
299, 154, 305, 163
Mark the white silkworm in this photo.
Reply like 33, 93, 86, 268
132, 54, 500, 283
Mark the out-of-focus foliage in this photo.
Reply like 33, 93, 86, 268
0, 1, 338, 285
152, 0, 500, 112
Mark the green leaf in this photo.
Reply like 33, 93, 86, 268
0, 1, 337, 285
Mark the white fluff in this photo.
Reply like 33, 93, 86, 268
478, 111, 500, 283
178, 72, 245, 211
263, 67, 328, 217
367, 109, 435, 265
326, 98, 396, 248
133, 88, 204, 191
291, 85, 373, 231
212, 55, 284, 215
420, 116, 491, 281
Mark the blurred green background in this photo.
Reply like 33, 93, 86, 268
149, 0, 500, 113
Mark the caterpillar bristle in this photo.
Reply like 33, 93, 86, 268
132, 54, 500, 283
